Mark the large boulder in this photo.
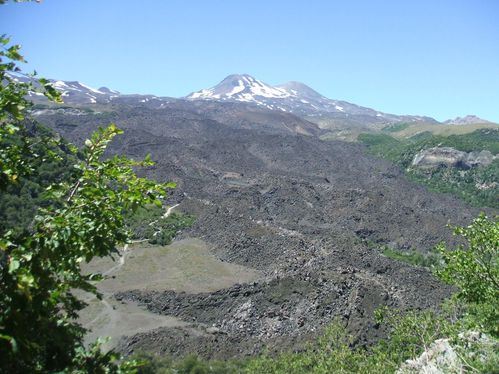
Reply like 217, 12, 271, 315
466, 150, 495, 167
397, 338, 461, 374
412, 147, 495, 169
397, 331, 497, 374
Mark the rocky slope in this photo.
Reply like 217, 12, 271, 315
34, 100, 485, 359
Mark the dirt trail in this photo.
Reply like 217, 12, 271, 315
102, 247, 128, 277
99, 204, 180, 280
163, 203, 180, 218
80, 290, 188, 350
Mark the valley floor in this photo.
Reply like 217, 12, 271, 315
79, 238, 261, 350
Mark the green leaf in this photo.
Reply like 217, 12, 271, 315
0, 334, 18, 353
8, 258, 20, 273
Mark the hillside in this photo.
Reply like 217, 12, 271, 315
3, 1, 498, 371
4, 72, 497, 364
28, 98, 488, 359
358, 128, 499, 208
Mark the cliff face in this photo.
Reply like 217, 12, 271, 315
412, 147, 495, 169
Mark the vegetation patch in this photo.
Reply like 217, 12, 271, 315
125, 205, 195, 245
391, 123, 498, 139
358, 129, 499, 208
381, 246, 441, 268
382, 122, 411, 133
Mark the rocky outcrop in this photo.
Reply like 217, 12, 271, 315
412, 147, 495, 169
397, 331, 497, 374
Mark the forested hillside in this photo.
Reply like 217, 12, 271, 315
359, 128, 499, 208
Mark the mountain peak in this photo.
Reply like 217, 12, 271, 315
275, 81, 326, 100
221, 73, 255, 80
444, 115, 493, 125
98, 86, 120, 95
186, 74, 290, 101
185, 74, 384, 116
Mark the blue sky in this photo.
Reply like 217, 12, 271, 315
1, 0, 498, 122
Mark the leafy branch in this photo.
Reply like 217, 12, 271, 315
0, 35, 175, 373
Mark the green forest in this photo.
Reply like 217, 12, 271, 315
358, 129, 499, 208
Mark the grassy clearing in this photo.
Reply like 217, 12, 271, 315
381, 247, 441, 268
382, 122, 411, 133
84, 238, 262, 294
79, 238, 262, 350
391, 122, 498, 139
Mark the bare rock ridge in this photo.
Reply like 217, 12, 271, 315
396, 331, 496, 373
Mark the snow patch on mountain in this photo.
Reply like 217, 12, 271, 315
53, 81, 70, 89
228, 80, 245, 96
79, 82, 106, 95
186, 74, 383, 117
188, 74, 291, 101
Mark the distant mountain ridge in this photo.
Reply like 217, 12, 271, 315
187, 74, 366, 116
444, 115, 492, 125
186, 74, 438, 124
46, 80, 120, 103
11, 72, 495, 126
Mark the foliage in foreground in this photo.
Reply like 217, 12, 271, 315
435, 213, 499, 337
0, 36, 174, 373
0, 124, 173, 373
0, 121, 79, 237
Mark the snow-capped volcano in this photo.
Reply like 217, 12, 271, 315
189, 74, 291, 101
186, 74, 435, 123
186, 73, 357, 115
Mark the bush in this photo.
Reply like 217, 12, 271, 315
435, 214, 499, 336
0, 36, 173, 372
381, 246, 441, 268
125, 206, 195, 245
